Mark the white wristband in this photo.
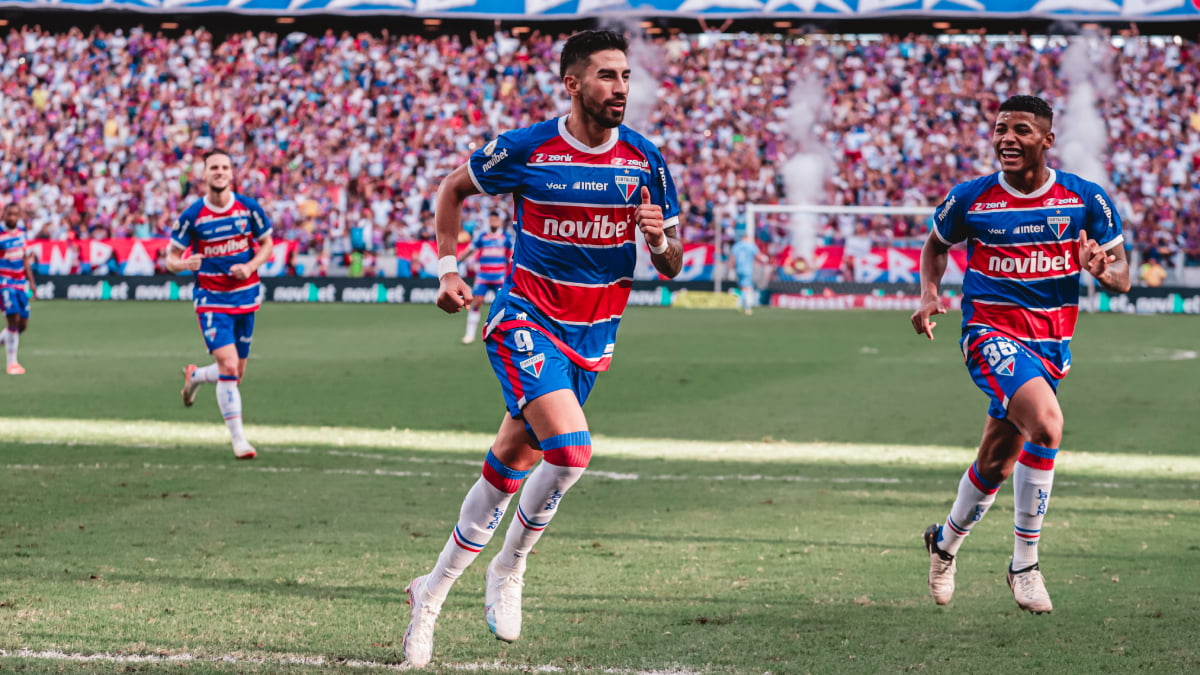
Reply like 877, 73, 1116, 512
649, 238, 670, 255
437, 255, 459, 280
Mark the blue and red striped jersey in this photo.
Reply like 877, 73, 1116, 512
933, 169, 1123, 378
0, 225, 29, 293
470, 228, 513, 284
470, 116, 680, 372
171, 194, 272, 315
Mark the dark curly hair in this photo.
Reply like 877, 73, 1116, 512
998, 95, 1054, 125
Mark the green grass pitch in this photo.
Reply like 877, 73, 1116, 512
0, 301, 1197, 673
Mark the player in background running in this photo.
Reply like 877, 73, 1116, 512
0, 203, 36, 375
458, 211, 513, 344
167, 149, 274, 460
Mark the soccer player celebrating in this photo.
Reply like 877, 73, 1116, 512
911, 95, 1130, 613
458, 211, 513, 344
0, 203, 36, 375
402, 30, 684, 669
167, 149, 274, 460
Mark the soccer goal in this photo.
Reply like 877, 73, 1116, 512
729, 204, 936, 291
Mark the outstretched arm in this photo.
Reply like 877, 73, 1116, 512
910, 232, 951, 340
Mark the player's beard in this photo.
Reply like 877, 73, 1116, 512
582, 95, 625, 129
208, 182, 229, 196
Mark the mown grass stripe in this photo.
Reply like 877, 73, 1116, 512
3, 417, 1198, 479
0, 649, 705, 674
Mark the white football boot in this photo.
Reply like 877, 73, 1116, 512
1007, 562, 1053, 614
232, 438, 257, 460
484, 558, 524, 642
403, 575, 442, 668
924, 523, 957, 605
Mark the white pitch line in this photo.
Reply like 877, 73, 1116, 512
2, 416, 1198, 479
0, 649, 708, 674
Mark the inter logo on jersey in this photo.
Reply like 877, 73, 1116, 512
519, 353, 545, 378
615, 175, 639, 202
1047, 217, 1071, 238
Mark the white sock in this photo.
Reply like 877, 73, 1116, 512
0, 328, 8, 345
5, 330, 18, 366
464, 308, 481, 339
423, 477, 516, 604
938, 461, 1001, 556
491, 430, 591, 571
192, 363, 220, 384
1012, 443, 1057, 570
215, 377, 246, 442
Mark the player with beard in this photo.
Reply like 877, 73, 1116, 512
401, 30, 684, 668
168, 149, 274, 460
0, 203, 36, 374
911, 95, 1130, 613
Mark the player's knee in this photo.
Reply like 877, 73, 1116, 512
1023, 409, 1063, 449
482, 448, 531, 494
541, 430, 592, 469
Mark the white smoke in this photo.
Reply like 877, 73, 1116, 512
595, 17, 659, 133
1056, 29, 1114, 187
623, 33, 659, 133
781, 67, 835, 266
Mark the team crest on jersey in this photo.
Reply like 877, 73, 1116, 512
482, 139, 499, 156
519, 353, 545, 378
614, 175, 640, 202
996, 357, 1015, 377
235, 218, 249, 234
1047, 216, 1071, 239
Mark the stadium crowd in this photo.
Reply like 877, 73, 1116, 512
0, 23, 1197, 278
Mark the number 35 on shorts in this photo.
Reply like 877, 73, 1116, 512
979, 337, 1018, 367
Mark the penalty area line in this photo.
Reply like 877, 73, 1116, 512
0, 649, 706, 674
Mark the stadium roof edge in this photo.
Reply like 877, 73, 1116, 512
1, 8, 1197, 37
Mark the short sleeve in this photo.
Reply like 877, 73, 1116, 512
1086, 185, 1124, 252
931, 186, 968, 246
467, 129, 530, 196
170, 209, 194, 250
246, 197, 273, 239
646, 147, 681, 229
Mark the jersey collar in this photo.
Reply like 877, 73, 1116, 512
558, 115, 619, 155
998, 168, 1056, 199
204, 194, 237, 213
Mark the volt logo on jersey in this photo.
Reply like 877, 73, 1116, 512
1047, 217, 1071, 238
615, 175, 639, 201
519, 353, 546, 378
